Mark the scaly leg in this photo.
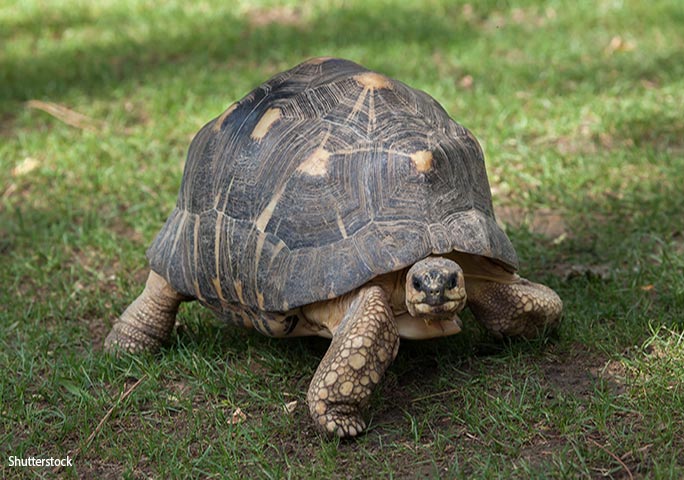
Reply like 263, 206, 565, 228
307, 285, 399, 437
104, 271, 188, 353
466, 277, 562, 339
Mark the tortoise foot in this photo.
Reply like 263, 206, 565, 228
105, 322, 159, 354
104, 271, 187, 354
307, 285, 399, 438
468, 277, 562, 339
311, 403, 366, 437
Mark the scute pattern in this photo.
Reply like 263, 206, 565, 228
147, 57, 517, 312
307, 285, 399, 437
467, 278, 564, 339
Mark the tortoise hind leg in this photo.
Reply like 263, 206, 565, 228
307, 285, 399, 437
467, 277, 562, 339
105, 271, 188, 353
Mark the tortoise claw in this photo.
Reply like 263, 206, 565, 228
312, 404, 367, 438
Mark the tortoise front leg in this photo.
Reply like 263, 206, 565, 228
466, 276, 562, 339
104, 271, 189, 353
307, 285, 399, 437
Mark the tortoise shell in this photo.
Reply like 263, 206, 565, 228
147, 57, 518, 313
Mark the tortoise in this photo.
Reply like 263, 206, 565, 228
105, 57, 562, 437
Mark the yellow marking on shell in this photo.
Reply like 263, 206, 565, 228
234, 280, 245, 304
297, 147, 331, 176
213, 212, 223, 284
410, 150, 433, 173
267, 239, 286, 271
305, 56, 334, 65
251, 107, 281, 140
252, 231, 267, 302
336, 210, 348, 238
211, 277, 228, 305
213, 102, 238, 132
192, 216, 205, 301
354, 72, 393, 90
348, 88, 368, 119
255, 183, 287, 232
239, 310, 255, 329
193, 279, 204, 302
220, 176, 236, 211
366, 84, 377, 135
168, 210, 189, 273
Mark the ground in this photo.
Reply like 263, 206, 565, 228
1, 0, 683, 478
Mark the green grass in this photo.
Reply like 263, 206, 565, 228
1, 0, 683, 478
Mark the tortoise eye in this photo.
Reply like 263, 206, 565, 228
412, 277, 422, 291
446, 274, 459, 290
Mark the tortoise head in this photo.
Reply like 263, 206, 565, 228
405, 257, 467, 318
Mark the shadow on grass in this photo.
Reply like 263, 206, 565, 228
1, 4, 475, 104
3, 3, 684, 105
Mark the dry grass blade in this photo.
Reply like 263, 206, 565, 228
53, 375, 147, 473
411, 387, 460, 403
284, 400, 298, 414
26, 100, 102, 132
588, 438, 634, 480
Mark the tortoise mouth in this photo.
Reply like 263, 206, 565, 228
406, 292, 467, 318
413, 300, 462, 316
395, 312, 463, 339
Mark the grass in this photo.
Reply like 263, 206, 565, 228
1, 0, 683, 478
